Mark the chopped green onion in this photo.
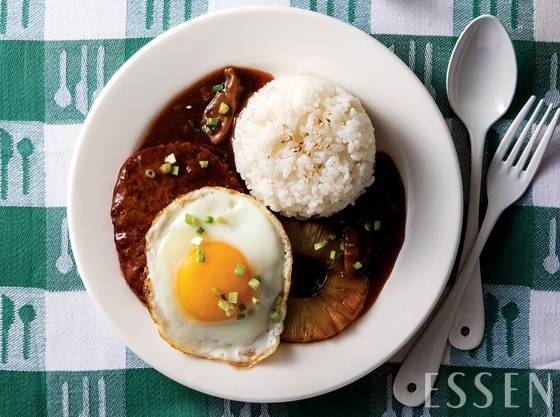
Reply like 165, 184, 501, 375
275, 294, 283, 305
185, 213, 197, 225
195, 226, 205, 235
165, 153, 177, 164
197, 248, 205, 261
199, 160, 209, 169
206, 117, 219, 126
353, 261, 363, 270
204, 215, 213, 223
215, 215, 224, 223
238, 303, 246, 312
211, 287, 221, 297
170, 165, 179, 176
234, 263, 246, 276
202, 125, 213, 134
248, 276, 260, 290
330, 250, 339, 260
374, 220, 382, 231
218, 299, 229, 311
347, 243, 356, 248
145, 169, 156, 179
270, 312, 282, 323
364, 222, 372, 231
228, 292, 238, 303
226, 305, 236, 317
160, 163, 172, 174
252, 297, 261, 305
219, 102, 230, 114
190, 236, 203, 246
328, 233, 337, 241
340, 241, 345, 250
212, 84, 224, 92
314, 240, 327, 251
237, 314, 246, 320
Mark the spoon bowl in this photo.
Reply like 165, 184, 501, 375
447, 15, 517, 129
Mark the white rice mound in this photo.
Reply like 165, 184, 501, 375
233, 75, 376, 219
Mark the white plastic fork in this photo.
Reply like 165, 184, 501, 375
393, 96, 560, 407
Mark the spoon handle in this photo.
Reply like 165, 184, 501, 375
22, 321, 31, 359
393, 203, 502, 407
511, 0, 518, 29
96, 46, 105, 88
448, 127, 486, 350
21, 155, 29, 195
59, 51, 67, 86
1, 159, 8, 200
550, 218, 557, 254
550, 53, 558, 91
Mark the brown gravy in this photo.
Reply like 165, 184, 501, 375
335, 152, 406, 313
140, 67, 273, 161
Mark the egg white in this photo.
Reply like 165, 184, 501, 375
145, 187, 292, 367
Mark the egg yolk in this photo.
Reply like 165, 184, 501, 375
177, 241, 256, 321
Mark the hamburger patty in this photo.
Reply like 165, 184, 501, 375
111, 141, 245, 302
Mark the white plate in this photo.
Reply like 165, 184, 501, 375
68, 7, 462, 403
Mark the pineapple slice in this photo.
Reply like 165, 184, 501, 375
281, 220, 369, 342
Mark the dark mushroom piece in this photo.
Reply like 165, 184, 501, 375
201, 67, 245, 145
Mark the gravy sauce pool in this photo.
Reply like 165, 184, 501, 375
119, 65, 406, 328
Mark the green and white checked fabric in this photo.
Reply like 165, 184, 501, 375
1, 0, 560, 416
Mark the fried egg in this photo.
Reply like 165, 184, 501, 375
144, 186, 292, 367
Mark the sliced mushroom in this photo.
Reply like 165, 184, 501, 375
201, 67, 245, 145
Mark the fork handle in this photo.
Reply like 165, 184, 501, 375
393, 203, 502, 407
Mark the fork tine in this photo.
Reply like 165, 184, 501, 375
523, 107, 560, 180
516, 103, 553, 170
493, 96, 536, 163
505, 99, 544, 165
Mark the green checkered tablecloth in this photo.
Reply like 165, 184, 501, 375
1, 0, 560, 415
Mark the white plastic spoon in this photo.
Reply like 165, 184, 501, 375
446, 15, 517, 350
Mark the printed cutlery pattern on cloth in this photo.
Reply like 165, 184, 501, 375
58, 376, 108, 417
52, 45, 106, 116
0, 290, 41, 367
0, 125, 40, 206
1, 0, 560, 415
0, 0, 34, 36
